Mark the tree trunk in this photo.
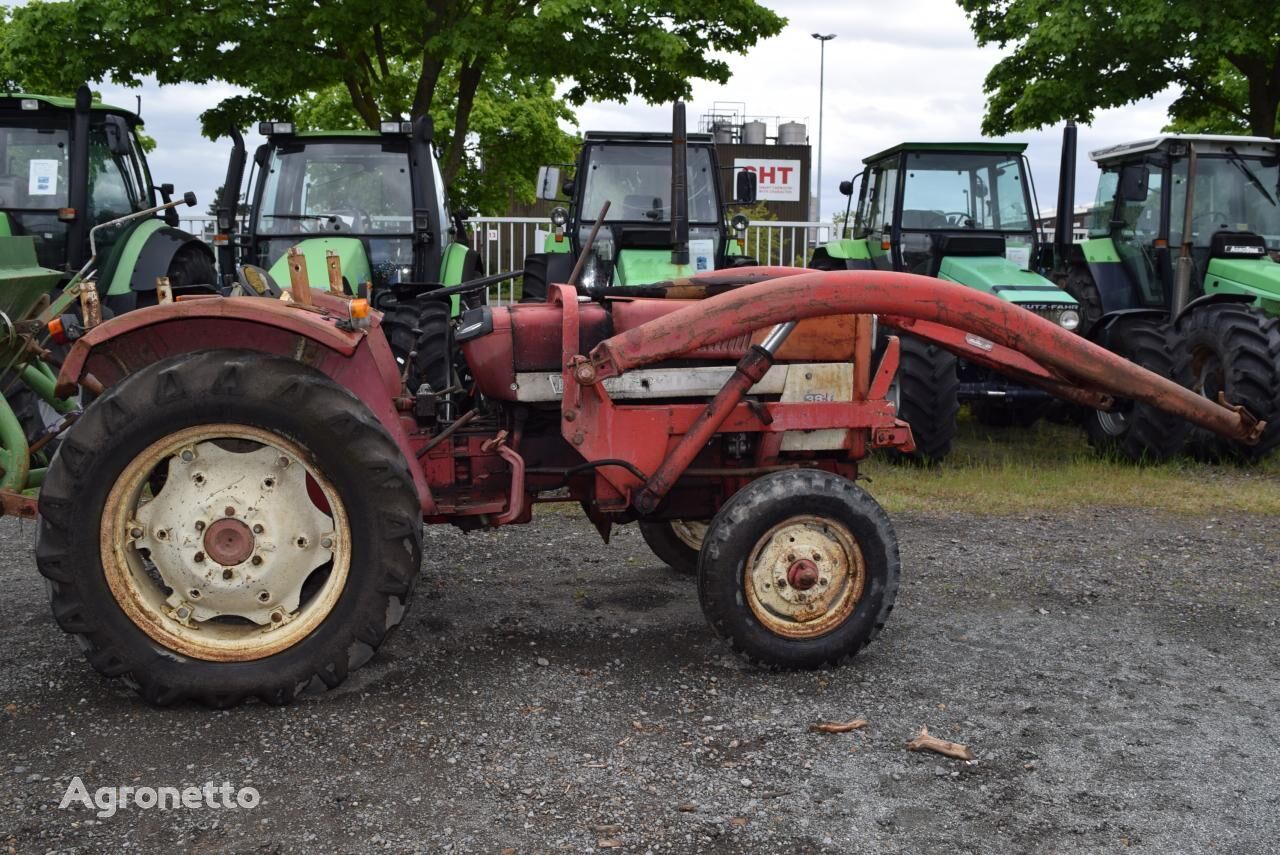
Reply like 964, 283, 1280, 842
411, 56, 445, 119
442, 59, 486, 185
1240, 49, 1280, 137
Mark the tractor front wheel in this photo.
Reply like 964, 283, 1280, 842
1179, 304, 1280, 462
1085, 319, 1191, 462
35, 350, 422, 707
697, 470, 899, 669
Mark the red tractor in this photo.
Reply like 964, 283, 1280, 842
35, 256, 1261, 706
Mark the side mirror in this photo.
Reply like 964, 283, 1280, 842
414, 115, 434, 143
253, 143, 270, 168
535, 166, 561, 201
1118, 164, 1149, 201
103, 115, 131, 156
562, 179, 576, 198
973, 175, 988, 200
838, 179, 853, 196
160, 182, 175, 197
735, 169, 758, 204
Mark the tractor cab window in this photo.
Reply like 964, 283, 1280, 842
864, 164, 896, 234
1169, 155, 1280, 250
88, 126, 143, 223
1086, 168, 1120, 237
898, 151, 1031, 232
256, 141, 413, 236
579, 144, 718, 224
1110, 161, 1164, 305
0, 122, 71, 267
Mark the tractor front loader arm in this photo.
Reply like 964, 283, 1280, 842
585, 268, 1263, 447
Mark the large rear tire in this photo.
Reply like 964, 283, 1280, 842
883, 332, 959, 466
35, 350, 422, 707
1179, 303, 1280, 462
1085, 319, 1191, 462
379, 296, 453, 393
697, 470, 899, 670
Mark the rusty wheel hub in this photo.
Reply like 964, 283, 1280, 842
743, 515, 865, 639
102, 424, 351, 662
204, 518, 255, 566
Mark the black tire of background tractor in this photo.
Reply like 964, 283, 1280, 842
1179, 304, 1280, 462
380, 296, 453, 393
1062, 266, 1104, 339
1085, 319, 1191, 462
34, 350, 422, 707
883, 332, 959, 465
697, 469, 899, 670
164, 246, 219, 293
639, 520, 702, 575
0, 374, 57, 463
971, 399, 1041, 429
519, 254, 550, 303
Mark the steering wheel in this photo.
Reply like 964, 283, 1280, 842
1190, 210, 1233, 231
943, 212, 973, 227
327, 208, 373, 232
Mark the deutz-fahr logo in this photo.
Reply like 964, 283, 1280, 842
1225, 244, 1265, 255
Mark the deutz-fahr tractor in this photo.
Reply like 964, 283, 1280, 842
811, 143, 1081, 463
217, 118, 483, 311
1050, 126, 1280, 462
0, 87, 215, 312
32, 240, 1261, 706
520, 104, 759, 301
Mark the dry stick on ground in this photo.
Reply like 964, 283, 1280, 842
905, 726, 975, 761
807, 719, 870, 734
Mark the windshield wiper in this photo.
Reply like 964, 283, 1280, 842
266, 213, 338, 221
1225, 147, 1277, 207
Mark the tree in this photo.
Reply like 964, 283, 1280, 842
957, 0, 1280, 137
0, 0, 786, 212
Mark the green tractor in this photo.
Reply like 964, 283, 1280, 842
520, 103, 758, 301
0, 87, 216, 312
1050, 126, 1280, 461
220, 118, 483, 305
810, 142, 1081, 462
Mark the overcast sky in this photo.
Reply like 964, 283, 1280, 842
85, 0, 1176, 223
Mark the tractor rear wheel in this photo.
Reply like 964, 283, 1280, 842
882, 332, 959, 465
639, 519, 706, 575
697, 469, 899, 670
1180, 303, 1280, 462
1085, 319, 1191, 462
35, 350, 422, 707
165, 246, 219, 294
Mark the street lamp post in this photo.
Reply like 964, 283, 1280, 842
811, 33, 836, 224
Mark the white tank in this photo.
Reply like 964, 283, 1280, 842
742, 121, 767, 145
778, 122, 807, 146
713, 124, 733, 144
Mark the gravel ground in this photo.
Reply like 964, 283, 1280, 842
2, 506, 1279, 854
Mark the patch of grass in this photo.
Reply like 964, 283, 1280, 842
862, 412, 1280, 516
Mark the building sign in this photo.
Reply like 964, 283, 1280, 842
734, 158, 802, 202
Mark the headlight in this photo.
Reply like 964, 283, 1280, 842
550, 206, 569, 228
1058, 309, 1080, 331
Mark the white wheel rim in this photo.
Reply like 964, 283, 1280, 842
743, 515, 865, 639
671, 520, 707, 550
101, 424, 351, 662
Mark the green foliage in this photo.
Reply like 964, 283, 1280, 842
957, 0, 1280, 137
0, 0, 786, 214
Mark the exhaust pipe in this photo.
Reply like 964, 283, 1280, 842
1171, 143, 1198, 315
216, 127, 246, 287
670, 102, 689, 266
66, 85, 92, 269
1052, 121, 1077, 268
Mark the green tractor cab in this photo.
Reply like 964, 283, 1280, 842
0, 87, 215, 313
223, 119, 482, 309
520, 103, 758, 300
812, 142, 1080, 461
1051, 129, 1280, 461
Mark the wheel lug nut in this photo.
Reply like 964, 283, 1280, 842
224, 506, 236, 517
180, 449, 194, 462
270, 610, 284, 623
321, 537, 333, 550
129, 527, 143, 539
175, 607, 191, 620
252, 524, 264, 534
195, 520, 206, 532
277, 456, 289, 468
222, 569, 233, 580
251, 555, 264, 566
193, 551, 205, 563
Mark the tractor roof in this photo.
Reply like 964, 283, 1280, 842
0, 92, 141, 125
1090, 134, 1280, 162
583, 131, 715, 144
862, 141, 1027, 164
